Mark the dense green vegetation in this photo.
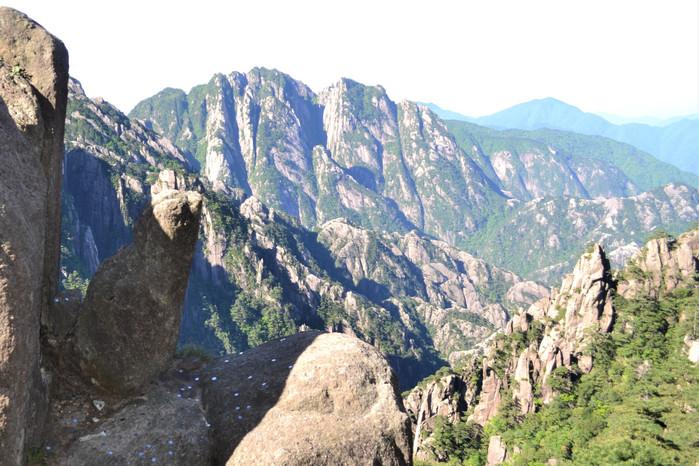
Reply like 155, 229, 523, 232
420, 288, 699, 465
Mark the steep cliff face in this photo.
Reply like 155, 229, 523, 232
131, 70, 698, 266
406, 244, 616, 460
131, 69, 509, 242
405, 228, 699, 464
0, 8, 68, 463
618, 228, 699, 299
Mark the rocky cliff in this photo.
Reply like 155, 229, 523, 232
1, 10, 416, 464
405, 243, 615, 461
0, 8, 68, 463
404, 228, 699, 464
618, 228, 699, 299
131, 69, 699, 275
62, 83, 552, 388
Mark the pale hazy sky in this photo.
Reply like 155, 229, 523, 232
6, 0, 699, 118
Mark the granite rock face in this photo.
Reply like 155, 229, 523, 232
404, 371, 477, 461
405, 245, 616, 458
0, 7, 68, 463
76, 190, 202, 394
486, 436, 508, 466
201, 331, 412, 465
618, 228, 699, 299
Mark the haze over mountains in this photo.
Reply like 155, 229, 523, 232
425, 98, 699, 176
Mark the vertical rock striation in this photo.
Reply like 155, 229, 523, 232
0, 7, 68, 464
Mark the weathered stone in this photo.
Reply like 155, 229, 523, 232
404, 371, 475, 461
76, 189, 202, 394
619, 229, 699, 299
201, 331, 412, 465
0, 8, 68, 311
686, 336, 699, 364
0, 7, 68, 463
470, 366, 503, 425
487, 435, 508, 465
57, 388, 212, 466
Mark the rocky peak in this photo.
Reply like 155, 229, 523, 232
618, 228, 699, 299
555, 244, 614, 341
405, 243, 615, 458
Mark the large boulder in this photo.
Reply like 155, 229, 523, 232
76, 189, 202, 394
0, 7, 68, 464
201, 331, 412, 465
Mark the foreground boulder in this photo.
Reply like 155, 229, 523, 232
76, 189, 202, 394
201, 331, 412, 465
0, 7, 68, 463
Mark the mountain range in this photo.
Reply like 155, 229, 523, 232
60, 68, 699, 388
425, 98, 699, 176
3, 7, 698, 465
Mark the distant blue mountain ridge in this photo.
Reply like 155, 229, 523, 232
422, 98, 699, 176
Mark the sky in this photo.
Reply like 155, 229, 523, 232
6, 0, 699, 119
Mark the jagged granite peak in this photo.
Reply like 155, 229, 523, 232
67, 76, 193, 170
404, 372, 476, 460
618, 227, 699, 299
131, 69, 509, 242
0, 7, 68, 463
405, 244, 615, 459
76, 189, 202, 394
404, 225, 699, 462
130, 68, 699, 277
